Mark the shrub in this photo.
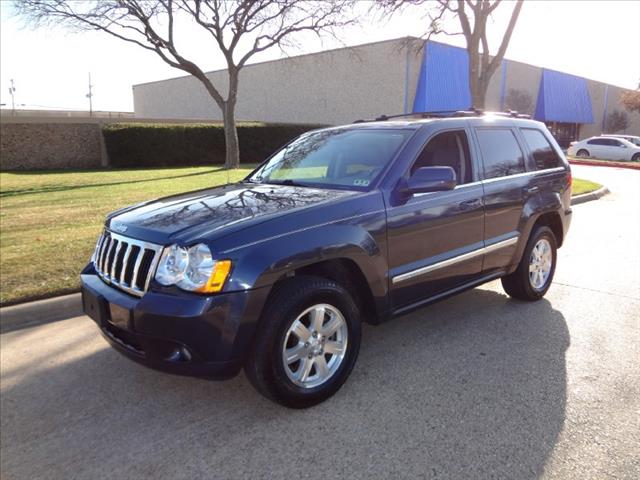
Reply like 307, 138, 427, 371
103, 122, 327, 167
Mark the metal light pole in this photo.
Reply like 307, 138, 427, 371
86, 72, 93, 116
9, 79, 16, 115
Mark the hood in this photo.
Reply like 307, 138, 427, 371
107, 182, 357, 245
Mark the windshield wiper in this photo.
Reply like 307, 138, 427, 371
264, 179, 310, 188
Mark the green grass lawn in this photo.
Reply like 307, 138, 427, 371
0, 167, 602, 306
0, 166, 255, 305
572, 178, 602, 196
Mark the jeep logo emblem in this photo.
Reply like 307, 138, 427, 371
111, 222, 127, 233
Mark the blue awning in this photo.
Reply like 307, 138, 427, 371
413, 41, 471, 112
534, 69, 594, 124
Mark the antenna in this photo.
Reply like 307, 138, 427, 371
86, 73, 94, 116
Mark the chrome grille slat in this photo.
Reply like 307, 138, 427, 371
131, 249, 145, 292
110, 241, 123, 279
120, 243, 133, 284
92, 231, 163, 297
97, 234, 108, 267
101, 236, 113, 273
144, 252, 162, 292
93, 233, 106, 263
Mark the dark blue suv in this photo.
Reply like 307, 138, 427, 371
81, 112, 572, 407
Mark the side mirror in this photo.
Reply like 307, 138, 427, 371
405, 166, 457, 193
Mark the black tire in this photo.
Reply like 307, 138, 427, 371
501, 226, 558, 301
577, 149, 590, 158
244, 276, 362, 408
632, 153, 640, 162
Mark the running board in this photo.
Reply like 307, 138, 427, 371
391, 271, 506, 318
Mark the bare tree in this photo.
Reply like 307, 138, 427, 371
378, 0, 523, 109
621, 89, 640, 114
605, 110, 629, 134
17, 0, 356, 169
504, 88, 532, 114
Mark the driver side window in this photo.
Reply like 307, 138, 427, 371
410, 130, 473, 184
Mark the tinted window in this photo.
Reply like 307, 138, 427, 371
411, 130, 473, 184
476, 129, 526, 179
249, 129, 412, 190
521, 129, 563, 170
587, 138, 607, 145
610, 139, 623, 147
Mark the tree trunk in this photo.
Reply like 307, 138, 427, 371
222, 100, 240, 169
471, 79, 487, 110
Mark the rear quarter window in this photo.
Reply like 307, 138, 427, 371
475, 128, 526, 179
521, 128, 563, 170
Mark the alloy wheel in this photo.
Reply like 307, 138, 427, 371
281, 303, 348, 389
529, 238, 553, 290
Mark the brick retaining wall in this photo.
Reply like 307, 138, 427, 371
0, 121, 106, 170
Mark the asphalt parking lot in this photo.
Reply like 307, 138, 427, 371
1, 164, 638, 480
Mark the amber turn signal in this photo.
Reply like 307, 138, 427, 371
196, 260, 232, 293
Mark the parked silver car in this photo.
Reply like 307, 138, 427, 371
603, 134, 640, 147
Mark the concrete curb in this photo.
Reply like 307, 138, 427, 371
571, 186, 610, 206
0, 185, 611, 334
569, 159, 640, 171
0, 293, 82, 334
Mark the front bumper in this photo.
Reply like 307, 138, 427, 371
81, 265, 268, 379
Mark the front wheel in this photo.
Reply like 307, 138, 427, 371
501, 226, 558, 301
576, 149, 590, 158
632, 153, 640, 162
244, 276, 361, 408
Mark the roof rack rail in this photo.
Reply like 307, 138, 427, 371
353, 109, 531, 123
353, 109, 483, 123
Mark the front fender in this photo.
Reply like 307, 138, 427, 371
221, 211, 388, 313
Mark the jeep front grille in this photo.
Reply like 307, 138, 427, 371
92, 231, 163, 297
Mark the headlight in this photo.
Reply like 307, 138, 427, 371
155, 243, 231, 293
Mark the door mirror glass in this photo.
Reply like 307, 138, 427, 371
406, 166, 457, 193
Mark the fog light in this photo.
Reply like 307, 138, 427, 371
166, 346, 192, 362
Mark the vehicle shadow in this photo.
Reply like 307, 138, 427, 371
0, 286, 568, 480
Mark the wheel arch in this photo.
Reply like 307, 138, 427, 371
270, 258, 380, 324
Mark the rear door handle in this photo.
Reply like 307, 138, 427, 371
459, 199, 482, 210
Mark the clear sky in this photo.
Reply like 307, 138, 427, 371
1, 0, 638, 112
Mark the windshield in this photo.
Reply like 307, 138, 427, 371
607, 136, 640, 147
247, 128, 412, 190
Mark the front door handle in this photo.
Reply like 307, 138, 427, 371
524, 186, 540, 195
459, 199, 482, 211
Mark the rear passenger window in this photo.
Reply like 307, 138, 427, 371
476, 129, 526, 179
521, 129, 562, 170
411, 130, 473, 184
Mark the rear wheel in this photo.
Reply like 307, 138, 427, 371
244, 276, 361, 408
501, 226, 557, 301
577, 149, 590, 158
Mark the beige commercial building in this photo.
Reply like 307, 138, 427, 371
133, 37, 640, 147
